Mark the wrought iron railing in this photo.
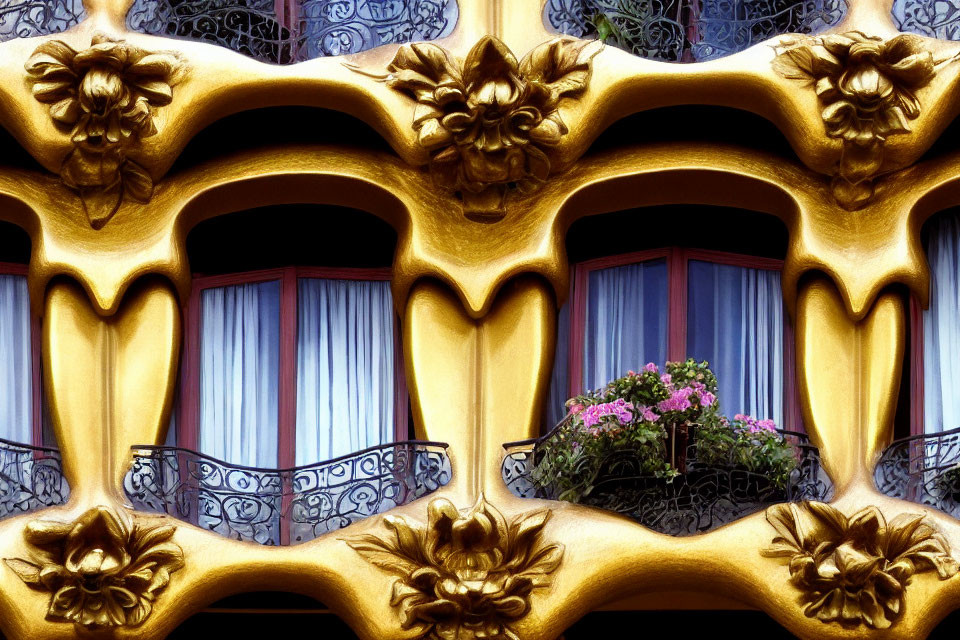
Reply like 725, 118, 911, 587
0, 1, 86, 42
503, 421, 831, 535
875, 427, 960, 517
126, 0, 459, 64
124, 440, 451, 545
543, 0, 847, 62
0, 437, 69, 518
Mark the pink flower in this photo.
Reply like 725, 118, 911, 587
568, 403, 584, 415
657, 388, 693, 413
627, 370, 636, 376
636, 405, 660, 422
660, 373, 672, 386
756, 419, 776, 431
644, 363, 658, 373
699, 391, 716, 407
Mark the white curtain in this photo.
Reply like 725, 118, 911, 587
0, 275, 31, 443
686, 261, 784, 425
295, 278, 394, 465
545, 302, 570, 428
199, 280, 280, 467
924, 212, 960, 432
583, 260, 669, 391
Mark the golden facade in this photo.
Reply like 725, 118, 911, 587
0, 0, 958, 638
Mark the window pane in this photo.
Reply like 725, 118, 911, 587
199, 280, 281, 467
687, 261, 784, 424
924, 212, 960, 433
583, 260, 668, 391
545, 302, 570, 428
0, 274, 31, 442
296, 278, 394, 464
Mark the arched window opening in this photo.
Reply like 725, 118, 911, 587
179, 204, 405, 467
546, 205, 799, 431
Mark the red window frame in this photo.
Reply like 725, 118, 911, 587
566, 248, 803, 430
177, 266, 409, 469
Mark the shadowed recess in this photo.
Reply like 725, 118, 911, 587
567, 205, 789, 262
586, 106, 798, 161
168, 107, 396, 177
187, 204, 397, 273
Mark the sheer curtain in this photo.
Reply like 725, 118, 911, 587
583, 260, 669, 391
924, 212, 960, 432
545, 303, 570, 428
0, 275, 31, 443
687, 261, 784, 425
295, 278, 394, 465
199, 280, 281, 467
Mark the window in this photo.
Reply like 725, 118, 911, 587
0, 263, 42, 446
915, 209, 960, 434
546, 248, 800, 429
176, 266, 406, 469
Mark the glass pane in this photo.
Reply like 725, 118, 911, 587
0, 275, 31, 443
583, 259, 668, 391
127, 0, 458, 64
924, 211, 960, 433
543, 0, 847, 63
295, 278, 394, 465
686, 260, 784, 425
545, 302, 570, 428
199, 280, 281, 467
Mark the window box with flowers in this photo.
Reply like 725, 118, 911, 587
503, 359, 831, 535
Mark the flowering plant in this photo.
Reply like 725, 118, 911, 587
695, 414, 798, 488
530, 358, 798, 501
530, 359, 719, 502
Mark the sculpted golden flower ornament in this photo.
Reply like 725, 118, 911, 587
352, 37, 599, 219
346, 494, 564, 639
25, 33, 187, 229
3, 506, 184, 629
761, 502, 958, 629
773, 32, 942, 210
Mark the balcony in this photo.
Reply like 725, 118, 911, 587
875, 427, 960, 517
503, 421, 831, 535
124, 440, 451, 545
0, 437, 69, 520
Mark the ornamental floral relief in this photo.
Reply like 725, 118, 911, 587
761, 502, 958, 629
773, 31, 947, 210
346, 494, 564, 640
350, 37, 600, 219
25, 33, 187, 229
3, 506, 184, 629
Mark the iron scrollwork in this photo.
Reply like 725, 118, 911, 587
543, 0, 847, 62
502, 425, 832, 535
126, 0, 458, 64
894, 0, 960, 42
0, 437, 69, 520
124, 440, 451, 545
874, 426, 960, 518
0, 1, 85, 43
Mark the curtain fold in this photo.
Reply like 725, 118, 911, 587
0, 275, 31, 443
545, 302, 570, 428
199, 280, 281, 467
295, 278, 394, 465
924, 212, 960, 433
686, 261, 784, 425
583, 260, 669, 391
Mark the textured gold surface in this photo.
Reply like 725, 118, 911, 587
0, 0, 957, 638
